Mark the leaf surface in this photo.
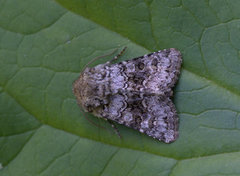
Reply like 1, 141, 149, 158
1, 0, 240, 175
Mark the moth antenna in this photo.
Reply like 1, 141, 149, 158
79, 107, 107, 130
107, 120, 122, 139
79, 107, 121, 136
82, 48, 118, 72
110, 47, 127, 63
78, 47, 127, 134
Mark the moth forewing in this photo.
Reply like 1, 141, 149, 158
73, 48, 182, 143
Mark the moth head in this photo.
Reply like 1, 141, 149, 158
73, 70, 106, 112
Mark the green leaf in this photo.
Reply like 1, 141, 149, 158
1, 0, 240, 175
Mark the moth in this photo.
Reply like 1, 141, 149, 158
73, 48, 182, 143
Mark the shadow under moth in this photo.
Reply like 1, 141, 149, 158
73, 48, 182, 143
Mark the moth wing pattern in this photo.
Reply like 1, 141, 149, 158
110, 48, 182, 96
94, 92, 178, 143
73, 48, 182, 143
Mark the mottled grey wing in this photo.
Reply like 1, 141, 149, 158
108, 48, 182, 96
93, 92, 179, 143
74, 48, 181, 143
